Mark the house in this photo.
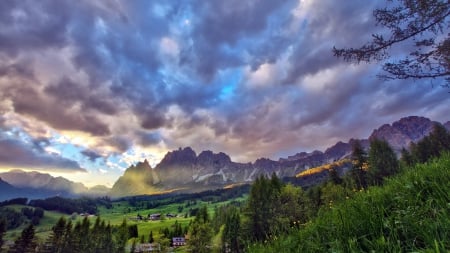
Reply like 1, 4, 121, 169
134, 243, 160, 252
172, 237, 186, 247
148, 213, 161, 220
166, 213, 176, 218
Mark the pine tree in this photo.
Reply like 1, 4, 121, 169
61, 220, 74, 253
245, 174, 283, 242
0, 218, 6, 250
188, 219, 212, 253
115, 219, 128, 253
350, 140, 368, 189
328, 167, 342, 185
368, 139, 399, 185
222, 209, 242, 253
400, 148, 414, 167
8, 224, 37, 253
333, 0, 450, 83
148, 230, 154, 243
42, 217, 67, 253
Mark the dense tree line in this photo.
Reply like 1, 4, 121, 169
4, 216, 137, 253
0, 206, 44, 231
0, 198, 28, 207
125, 184, 249, 212
29, 197, 97, 215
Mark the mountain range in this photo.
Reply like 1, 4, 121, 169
0, 116, 448, 200
0, 170, 110, 201
109, 116, 450, 197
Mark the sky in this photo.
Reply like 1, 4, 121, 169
0, 0, 448, 187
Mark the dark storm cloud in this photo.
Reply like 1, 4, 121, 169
44, 77, 118, 115
284, 1, 382, 84
81, 150, 103, 162
186, 0, 297, 81
6, 84, 110, 136
136, 132, 163, 146
0, 0, 448, 166
0, 1, 69, 56
0, 132, 85, 172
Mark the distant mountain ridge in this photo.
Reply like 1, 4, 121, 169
0, 170, 110, 201
109, 116, 449, 197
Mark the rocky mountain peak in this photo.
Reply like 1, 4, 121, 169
197, 151, 231, 166
369, 116, 436, 150
158, 147, 197, 167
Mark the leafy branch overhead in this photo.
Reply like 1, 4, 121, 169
333, 0, 450, 83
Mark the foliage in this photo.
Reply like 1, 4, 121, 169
221, 206, 243, 253
0, 207, 26, 230
367, 139, 399, 185
350, 140, 368, 189
188, 206, 212, 253
29, 197, 98, 215
8, 224, 37, 253
0, 198, 28, 207
248, 153, 450, 252
0, 218, 5, 250
244, 174, 282, 242
410, 123, 450, 163
334, 0, 450, 83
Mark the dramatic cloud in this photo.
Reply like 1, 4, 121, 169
0, 130, 85, 172
0, 0, 448, 185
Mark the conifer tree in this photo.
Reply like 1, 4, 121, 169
115, 219, 129, 253
245, 174, 283, 242
188, 205, 213, 253
222, 209, 242, 253
8, 224, 37, 253
148, 230, 154, 243
368, 139, 399, 185
400, 148, 414, 167
0, 219, 6, 250
42, 217, 67, 253
350, 140, 368, 189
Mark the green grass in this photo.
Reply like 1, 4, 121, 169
3, 205, 83, 242
249, 153, 450, 252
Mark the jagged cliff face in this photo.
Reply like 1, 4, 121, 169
111, 145, 355, 197
110, 116, 449, 197
369, 116, 438, 151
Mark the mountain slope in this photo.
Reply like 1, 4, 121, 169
109, 160, 159, 197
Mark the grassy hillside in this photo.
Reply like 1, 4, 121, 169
249, 153, 450, 252
2, 205, 79, 242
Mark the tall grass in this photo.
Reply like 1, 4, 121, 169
249, 152, 450, 252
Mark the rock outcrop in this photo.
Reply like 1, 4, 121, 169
369, 116, 438, 151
